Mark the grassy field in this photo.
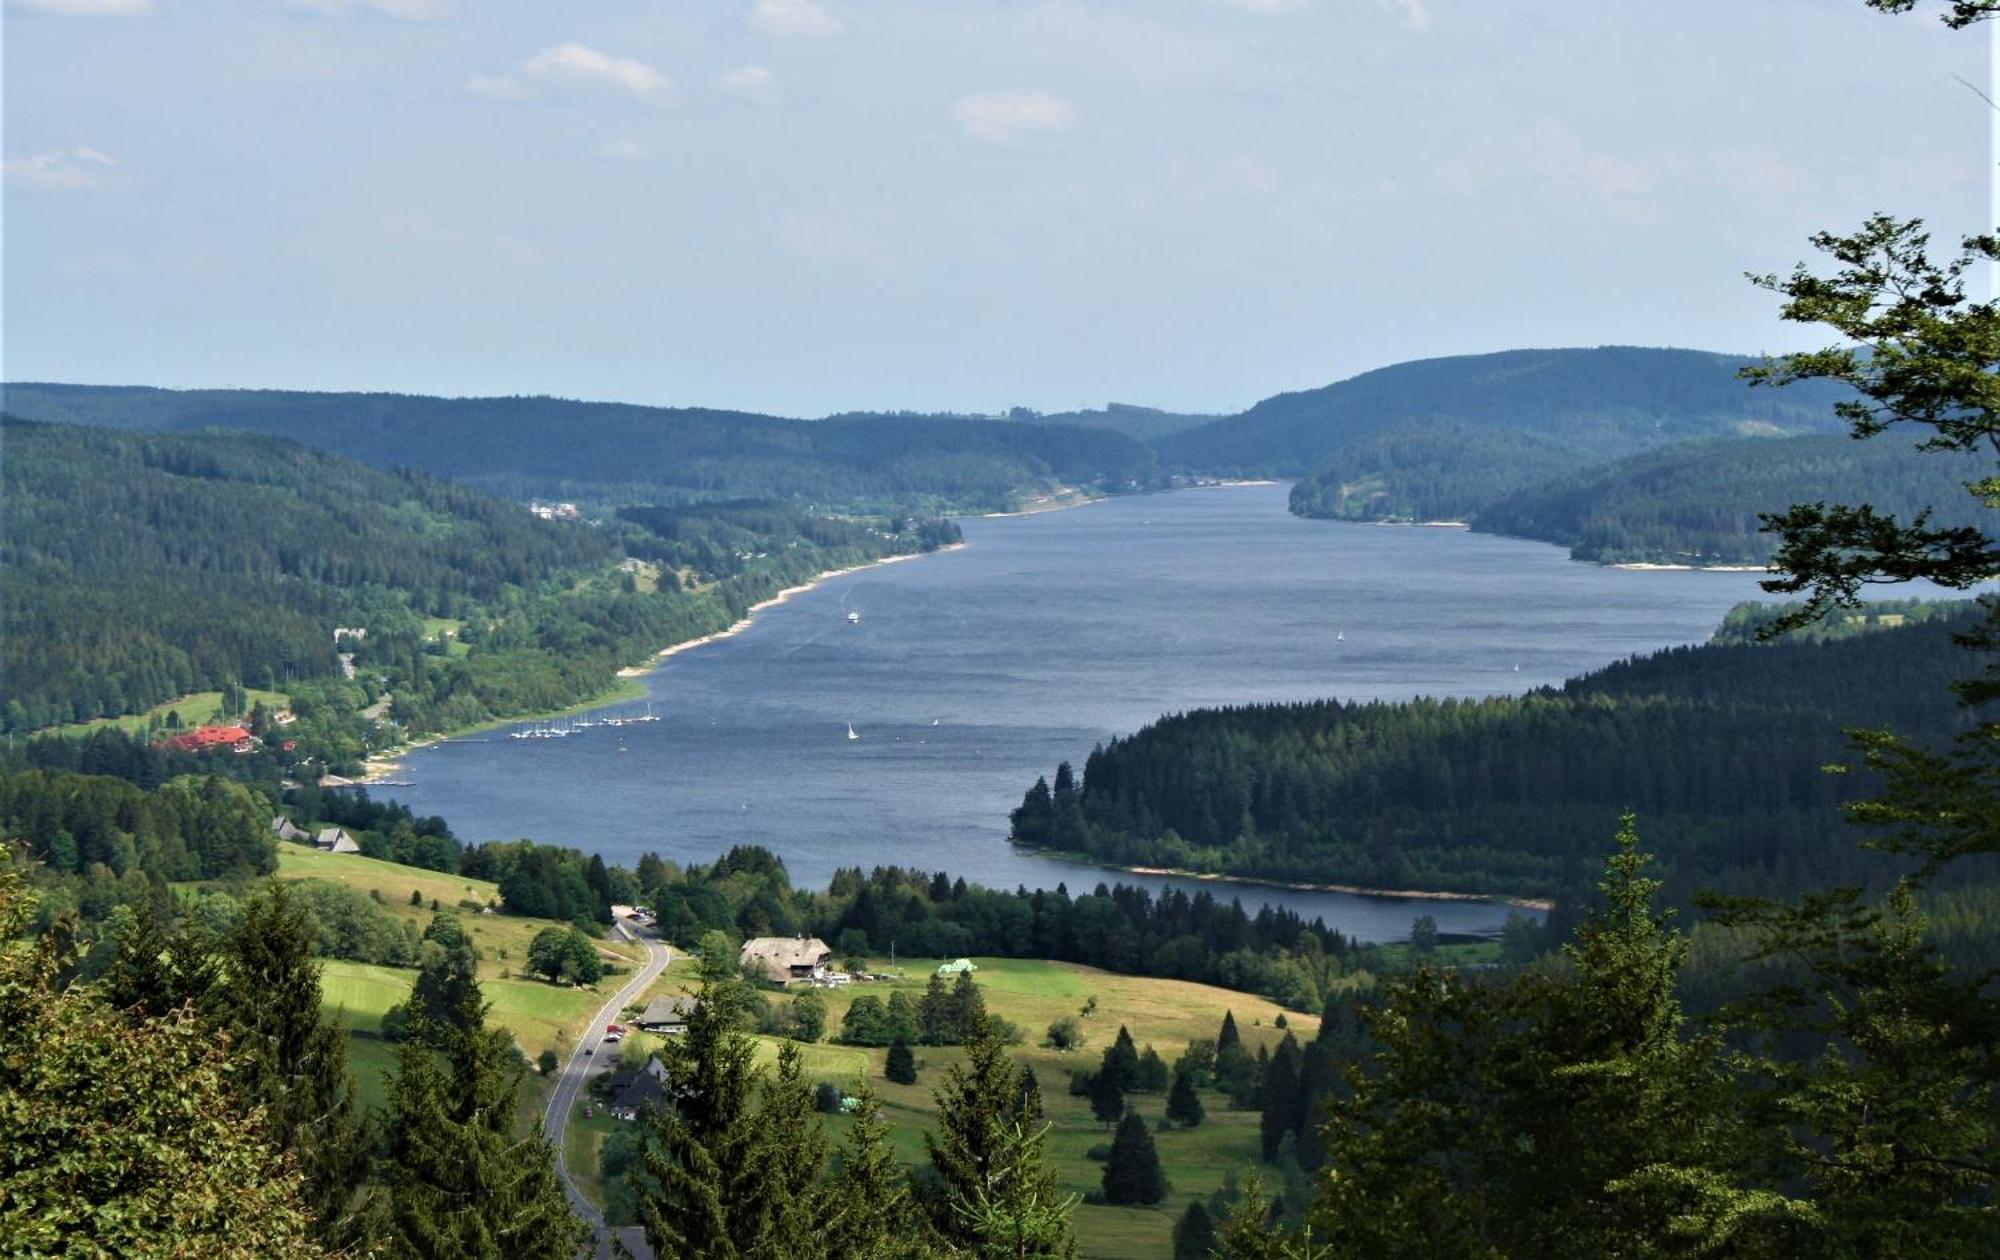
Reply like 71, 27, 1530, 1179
621, 955, 1314, 1259
282, 846, 641, 1112
42, 687, 291, 739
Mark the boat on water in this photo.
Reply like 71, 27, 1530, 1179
846, 722, 859, 741
847, 610, 861, 624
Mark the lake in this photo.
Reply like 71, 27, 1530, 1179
384, 484, 1776, 943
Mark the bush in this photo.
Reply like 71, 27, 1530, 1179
1046, 1015, 1087, 1051
537, 1049, 559, 1075
886, 1039, 918, 1085
814, 1082, 844, 1114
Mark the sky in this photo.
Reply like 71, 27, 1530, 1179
2, 0, 1991, 417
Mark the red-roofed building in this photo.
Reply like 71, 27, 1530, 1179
163, 725, 254, 754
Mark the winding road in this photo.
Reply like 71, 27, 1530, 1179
543, 920, 671, 1260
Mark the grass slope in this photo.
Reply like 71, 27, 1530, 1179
623, 955, 1318, 1259
277, 846, 639, 1108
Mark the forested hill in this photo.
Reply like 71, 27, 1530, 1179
0, 383, 1156, 512
1151, 346, 1851, 476
1468, 432, 1988, 565
1, 418, 607, 730
1, 419, 960, 743
1008, 601, 1989, 908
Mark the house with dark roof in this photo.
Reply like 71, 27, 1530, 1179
610, 1067, 668, 1121
271, 816, 311, 843
314, 827, 360, 855
634, 996, 697, 1034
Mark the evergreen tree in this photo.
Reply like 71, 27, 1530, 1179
1172, 1199, 1218, 1260
925, 1008, 1078, 1257
1102, 1024, 1140, 1092
637, 972, 764, 1260
375, 987, 584, 1259
887, 1038, 919, 1085
1088, 1064, 1126, 1127
758, 1041, 831, 1258
1217, 1010, 1241, 1054
1136, 1044, 1170, 1092
1101, 1111, 1168, 1206
1257, 1035, 1303, 1163
1166, 1064, 1206, 1128
919, 973, 954, 1044
825, 1082, 918, 1260
1307, 820, 1747, 1258
220, 883, 361, 1247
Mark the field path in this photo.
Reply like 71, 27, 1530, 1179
542, 920, 669, 1260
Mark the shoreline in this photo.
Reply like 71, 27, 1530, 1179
358, 542, 968, 784
1610, 561, 1769, 573
1022, 847, 1553, 912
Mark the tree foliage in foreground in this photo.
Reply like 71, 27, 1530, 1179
0, 851, 328, 1257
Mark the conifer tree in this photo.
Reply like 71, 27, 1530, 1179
758, 1041, 831, 1258
1101, 1110, 1168, 1206
1217, 1010, 1242, 1054
1172, 1199, 1218, 1260
926, 1008, 1078, 1256
220, 882, 361, 1246
1088, 1063, 1125, 1127
376, 987, 584, 1258
887, 1037, 919, 1084
1166, 1064, 1206, 1129
637, 971, 766, 1259
825, 1081, 917, 1260
1257, 1034, 1302, 1163
1102, 1024, 1139, 1092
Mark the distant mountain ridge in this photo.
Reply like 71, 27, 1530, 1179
0, 383, 1157, 514
3, 346, 1866, 562
1154, 346, 1852, 477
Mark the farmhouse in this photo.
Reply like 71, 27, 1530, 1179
606, 1056, 670, 1120
634, 996, 697, 1034
271, 816, 311, 843
739, 936, 833, 986
313, 827, 360, 855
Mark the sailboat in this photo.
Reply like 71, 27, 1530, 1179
931, 717, 941, 727
845, 722, 859, 741
1336, 630, 1345, 642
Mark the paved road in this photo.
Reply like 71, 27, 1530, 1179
543, 921, 670, 1260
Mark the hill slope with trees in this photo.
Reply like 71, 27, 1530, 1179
1153, 345, 1851, 476
1469, 431, 1988, 564
0, 383, 1158, 512
1009, 601, 1989, 908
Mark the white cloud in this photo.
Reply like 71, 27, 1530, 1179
951, 92, 1080, 147
599, 138, 647, 160
717, 64, 782, 107
3, 146, 117, 190
749, 0, 842, 40
467, 43, 676, 106
284, 0, 455, 19
1219, 0, 1309, 13
6, 0, 154, 14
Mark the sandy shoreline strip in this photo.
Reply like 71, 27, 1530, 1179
358, 543, 968, 784
617, 541, 969, 678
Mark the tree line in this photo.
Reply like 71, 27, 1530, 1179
1010, 602, 1986, 908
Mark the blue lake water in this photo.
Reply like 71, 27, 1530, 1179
385, 484, 1777, 943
